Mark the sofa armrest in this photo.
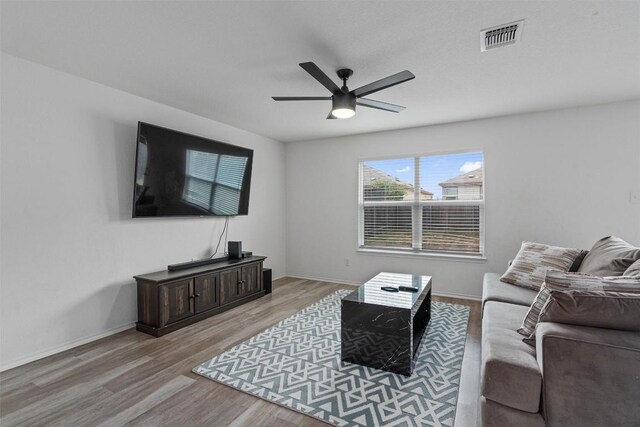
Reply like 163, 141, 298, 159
536, 322, 640, 427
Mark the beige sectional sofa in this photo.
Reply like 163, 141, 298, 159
480, 272, 640, 427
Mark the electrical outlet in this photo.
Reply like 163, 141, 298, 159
630, 190, 640, 204
345, 258, 350, 267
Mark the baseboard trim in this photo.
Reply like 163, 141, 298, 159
284, 274, 361, 287
283, 274, 481, 301
431, 290, 482, 301
0, 322, 136, 372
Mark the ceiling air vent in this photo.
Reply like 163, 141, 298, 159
480, 20, 524, 52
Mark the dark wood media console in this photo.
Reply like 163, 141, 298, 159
134, 256, 266, 337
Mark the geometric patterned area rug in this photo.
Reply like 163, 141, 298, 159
193, 290, 470, 426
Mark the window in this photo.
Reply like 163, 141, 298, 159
443, 187, 458, 200
359, 151, 484, 257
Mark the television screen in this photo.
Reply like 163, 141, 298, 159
132, 122, 253, 217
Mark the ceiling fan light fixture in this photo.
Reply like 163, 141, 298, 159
331, 107, 355, 119
331, 93, 356, 119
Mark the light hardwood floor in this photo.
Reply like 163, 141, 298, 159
0, 277, 481, 426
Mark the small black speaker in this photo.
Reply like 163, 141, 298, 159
263, 268, 272, 294
228, 241, 242, 260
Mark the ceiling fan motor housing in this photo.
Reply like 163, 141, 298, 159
332, 92, 356, 111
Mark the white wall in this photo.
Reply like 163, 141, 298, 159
285, 101, 640, 298
0, 54, 287, 370
2, 52, 639, 371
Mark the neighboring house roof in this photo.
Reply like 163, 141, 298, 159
439, 167, 483, 187
362, 165, 433, 196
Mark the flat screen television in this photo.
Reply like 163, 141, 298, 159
132, 122, 253, 218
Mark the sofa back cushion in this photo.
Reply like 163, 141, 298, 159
539, 289, 640, 332
521, 271, 640, 345
577, 236, 640, 276
624, 259, 640, 277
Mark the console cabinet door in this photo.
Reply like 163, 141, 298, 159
194, 273, 219, 314
160, 279, 194, 326
241, 263, 262, 296
220, 267, 241, 305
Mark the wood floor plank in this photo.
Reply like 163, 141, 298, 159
1, 381, 113, 427
227, 399, 326, 427
1, 356, 152, 416
102, 358, 175, 394
0, 277, 481, 426
123, 380, 256, 426
96, 375, 195, 427
48, 370, 195, 426
0, 355, 80, 392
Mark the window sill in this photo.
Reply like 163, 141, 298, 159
356, 247, 487, 263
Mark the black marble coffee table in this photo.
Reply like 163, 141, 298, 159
341, 272, 432, 376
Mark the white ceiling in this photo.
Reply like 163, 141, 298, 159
2, 1, 639, 143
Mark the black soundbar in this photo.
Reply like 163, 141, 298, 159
168, 256, 229, 272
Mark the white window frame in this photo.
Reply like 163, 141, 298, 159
357, 151, 486, 259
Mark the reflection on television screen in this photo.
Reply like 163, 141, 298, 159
183, 150, 248, 216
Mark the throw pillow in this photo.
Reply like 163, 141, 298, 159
624, 259, 640, 277
521, 271, 640, 346
500, 241, 583, 291
577, 236, 640, 276
517, 283, 552, 337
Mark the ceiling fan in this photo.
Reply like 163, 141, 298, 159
272, 62, 415, 119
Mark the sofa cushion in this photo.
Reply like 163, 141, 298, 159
624, 259, 640, 277
523, 272, 640, 346
516, 271, 624, 339
578, 235, 640, 276
501, 241, 583, 291
481, 301, 542, 413
537, 274, 640, 332
482, 273, 537, 313
540, 289, 640, 332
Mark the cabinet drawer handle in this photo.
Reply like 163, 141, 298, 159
189, 294, 200, 299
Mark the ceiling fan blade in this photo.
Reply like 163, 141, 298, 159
272, 96, 331, 101
351, 70, 415, 98
326, 112, 337, 119
299, 62, 343, 95
356, 98, 405, 113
